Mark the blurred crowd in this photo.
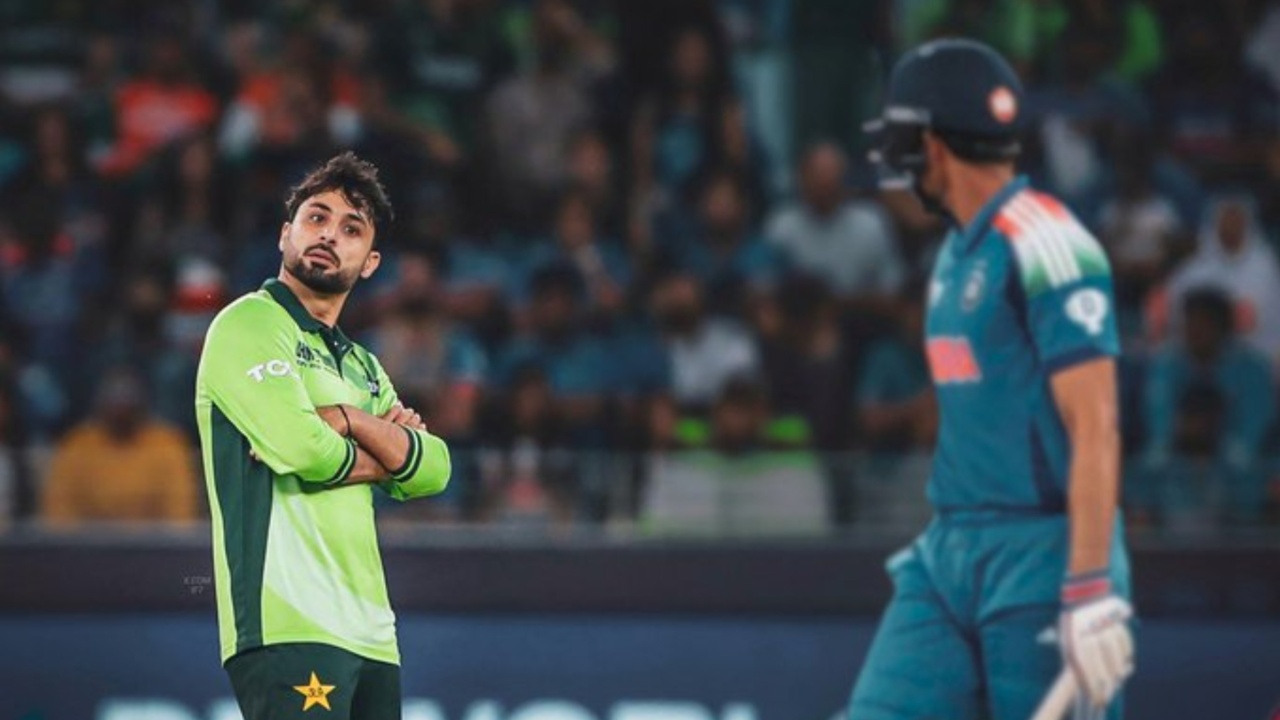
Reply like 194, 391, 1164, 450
0, 0, 1277, 533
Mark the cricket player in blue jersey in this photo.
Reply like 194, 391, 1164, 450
850, 39, 1134, 720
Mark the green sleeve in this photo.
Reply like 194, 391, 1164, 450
366, 354, 452, 500
202, 299, 356, 485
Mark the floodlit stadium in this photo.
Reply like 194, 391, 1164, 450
1, 1, 1279, 719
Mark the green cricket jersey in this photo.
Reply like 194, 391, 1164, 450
196, 279, 451, 666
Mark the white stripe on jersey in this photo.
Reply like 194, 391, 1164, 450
1005, 200, 1067, 285
1006, 195, 1082, 286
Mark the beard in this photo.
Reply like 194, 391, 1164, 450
284, 247, 361, 295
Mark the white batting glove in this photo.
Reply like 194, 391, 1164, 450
1059, 570, 1135, 716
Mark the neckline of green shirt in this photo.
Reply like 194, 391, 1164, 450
261, 277, 356, 365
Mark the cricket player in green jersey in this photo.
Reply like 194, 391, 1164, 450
195, 152, 451, 719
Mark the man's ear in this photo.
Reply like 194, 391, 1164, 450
921, 131, 951, 187
278, 222, 290, 252
360, 250, 382, 279
922, 131, 945, 168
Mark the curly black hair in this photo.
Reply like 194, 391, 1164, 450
284, 152, 395, 236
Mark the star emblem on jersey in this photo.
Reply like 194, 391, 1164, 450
293, 672, 336, 711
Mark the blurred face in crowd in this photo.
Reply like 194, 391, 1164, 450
569, 133, 611, 197
671, 29, 712, 91
126, 274, 170, 337
34, 107, 73, 185
512, 372, 553, 432
652, 274, 704, 336
701, 175, 746, 241
280, 190, 381, 296
397, 252, 438, 302
533, 0, 574, 73
711, 390, 765, 454
1216, 201, 1249, 255
179, 138, 216, 189
97, 370, 148, 440
531, 282, 576, 341
1184, 300, 1230, 364
149, 37, 189, 84
800, 144, 847, 216
555, 194, 595, 250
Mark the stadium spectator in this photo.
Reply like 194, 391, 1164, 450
1151, 5, 1279, 183
641, 376, 827, 535
1026, 28, 1147, 205
1097, 136, 1185, 328
218, 26, 361, 164
95, 34, 217, 178
74, 33, 122, 161
759, 274, 860, 523
0, 379, 34, 527
0, 189, 103, 425
1161, 195, 1280, 368
371, 0, 515, 159
40, 367, 198, 527
493, 264, 613, 444
855, 281, 935, 456
478, 367, 579, 525
761, 275, 856, 450
664, 169, 776, 316
365, 251, 488, 441
630, 27, 752, 221
513, 188, 631, 328
647, 270, 759, 411
565, 128, 623, 237
1138, 288, 1275, 526
133, 135, 228, 266
484, 0, 606, 230
765, 142, 903, 303
88, 270, 199, 436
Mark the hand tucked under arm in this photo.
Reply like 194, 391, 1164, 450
318, 404, 415, 474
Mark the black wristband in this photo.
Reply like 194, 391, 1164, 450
337, 405, 352, 438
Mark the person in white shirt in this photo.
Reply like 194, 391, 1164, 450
765, 142, 904, 302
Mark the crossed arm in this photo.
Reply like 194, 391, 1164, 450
315, 404, 425, 485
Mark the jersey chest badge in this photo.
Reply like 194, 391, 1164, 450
961, 260, 987, 312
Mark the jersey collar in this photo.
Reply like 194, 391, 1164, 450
261, 278, 354, 351
959, 174, 1029, 253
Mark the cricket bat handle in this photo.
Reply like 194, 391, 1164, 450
1030, 668, 1077, 720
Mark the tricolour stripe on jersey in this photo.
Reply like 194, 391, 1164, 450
994, 190, 1109, 296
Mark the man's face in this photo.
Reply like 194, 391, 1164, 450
532, 286, 575, 339
280, 190, 381, 295
1185, 308, 1226, 361
801, 147, 845, 214
1217, 202, 1248, 254
701, 179, 744, 238
711, 399, 762, 452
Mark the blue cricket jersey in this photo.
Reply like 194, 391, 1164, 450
924, 176, 1119, 513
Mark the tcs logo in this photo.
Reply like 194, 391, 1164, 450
927, 337, 982, 384
246, 360, 295, 382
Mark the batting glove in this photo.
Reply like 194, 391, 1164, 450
1059, 569, 1135, 715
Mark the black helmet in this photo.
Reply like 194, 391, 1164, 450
866, 38, 1024, 189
